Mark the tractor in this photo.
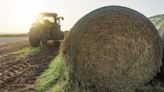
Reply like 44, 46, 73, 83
29, 12, 64, 47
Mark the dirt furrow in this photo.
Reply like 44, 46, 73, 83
0, 41, 58, 92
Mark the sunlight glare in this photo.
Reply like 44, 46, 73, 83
11, 0, 45, 28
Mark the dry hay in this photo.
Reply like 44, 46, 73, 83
61, 6, 163, 92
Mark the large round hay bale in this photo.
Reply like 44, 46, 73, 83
150, 15, 164, 77
61, 6, 163, 91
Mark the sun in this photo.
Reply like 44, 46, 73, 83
11, 0, 45, 29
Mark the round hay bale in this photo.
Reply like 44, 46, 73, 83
150, 15, 164, 77
61, 6, 163, 91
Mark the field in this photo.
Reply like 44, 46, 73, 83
0, 14, 164, 92
0, 34, 28, 45
0, 39, 59, 92
0, 37, 28, 45
0, 33, 27, 37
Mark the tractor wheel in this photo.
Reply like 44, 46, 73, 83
29, 27, 40, 47
53, 40, 61, 47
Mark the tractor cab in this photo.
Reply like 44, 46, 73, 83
34, 12, 63, 26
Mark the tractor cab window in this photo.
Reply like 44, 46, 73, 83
43, 17, 55, 23
35, 15, 56, 24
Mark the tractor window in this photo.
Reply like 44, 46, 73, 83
43, 17, 55, 23
35, 15, 55, 24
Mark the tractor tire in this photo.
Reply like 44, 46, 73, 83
53, 40, 61, 47
29, 27, 40, 47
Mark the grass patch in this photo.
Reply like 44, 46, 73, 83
16, 46, 42, 60
0, 33, 27, 37
35, 54, 68, 92
47, 75, 69, 92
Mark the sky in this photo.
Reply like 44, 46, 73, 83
0, 0, 164, 34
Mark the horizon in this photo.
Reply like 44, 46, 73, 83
0, 0, 164, 34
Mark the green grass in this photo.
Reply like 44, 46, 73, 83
0, 33, 27, 37
158, 20, 164, 29
16, 47, 42, 60
35, 54, 68, 92
150, 17, 164, 30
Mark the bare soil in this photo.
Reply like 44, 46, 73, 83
0, 40, 59, 92
0, 37, 28, 45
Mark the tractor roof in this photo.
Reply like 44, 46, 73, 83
39, 12, 58, 17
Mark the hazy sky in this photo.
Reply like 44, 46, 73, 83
0, 0, 164, 34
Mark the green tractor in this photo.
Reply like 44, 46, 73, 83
29, 12, 64, 47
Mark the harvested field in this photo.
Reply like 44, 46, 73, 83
0, 40, 59, 92
0, 37, 28, 45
